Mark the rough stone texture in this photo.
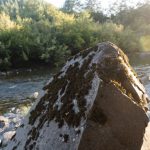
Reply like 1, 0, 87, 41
0, 113, 23, 148
79, 82, 148, 150
5, 42, 150, 150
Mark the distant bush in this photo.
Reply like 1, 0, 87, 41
0, 0, 145, 71
140, 35, 150, 51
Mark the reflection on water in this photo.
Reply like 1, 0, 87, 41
0, 53, 150, 114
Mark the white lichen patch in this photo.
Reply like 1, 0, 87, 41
53, 81, 69, 110
72, 99, 80, 114
85, 73, 102, 114
45, 77, 54, 86
59, 51, 96, 78
53, 90, 63, 110
90, 50, 103, 66
58, 56, 83, 78
32, 120, 85, 150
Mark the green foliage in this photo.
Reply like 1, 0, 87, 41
41, 38, 70, 67
91, 11, 108, 23
118, 28, 142, 52
84, 0, 101, 12
112, 2, 150, 34
0, 42, 10, 70
0, 0, 72, 70
140, 35, 150, 51
0, 0, 149, 71
62, 0, 76, 13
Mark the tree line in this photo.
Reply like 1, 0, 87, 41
0, 0, 150, 71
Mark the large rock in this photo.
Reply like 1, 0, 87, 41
5, 42, 150, 150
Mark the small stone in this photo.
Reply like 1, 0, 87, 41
0, 116, 9, 130
10, 107, 16, 112
0, 116, 9, 123
73, 138, 75, 142
30, 92, 39, 99
2, 131, 16, 146
0, 121, 5, 128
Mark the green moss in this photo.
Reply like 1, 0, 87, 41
25, 49, 97, 148
112, 80, 134, 100
112, 80, 127, 94
63, 134, 69, 143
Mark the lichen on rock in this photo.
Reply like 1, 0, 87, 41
5, 42, 150, 150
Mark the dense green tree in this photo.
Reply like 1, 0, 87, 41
84, 0, 101, 12
62, 0, 82, 13
0, 0, 149, 71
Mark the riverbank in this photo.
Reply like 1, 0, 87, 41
0, 51, 150, 75
0, 90, 42, 147
0, 104, 31, 147
0, 65, 60, 77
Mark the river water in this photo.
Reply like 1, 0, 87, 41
0, 53, 150, 114
0, 67, 58, 114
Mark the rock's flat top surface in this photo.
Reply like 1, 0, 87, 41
5, 42, 150, 150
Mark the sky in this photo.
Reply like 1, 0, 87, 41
45, 0, 65, 8
45, 0, 146, 9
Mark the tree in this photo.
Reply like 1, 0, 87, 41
0, 0, 147, 71
91, 11, 108, 23
62, 0, 82, 13
84, 0, 101, 12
